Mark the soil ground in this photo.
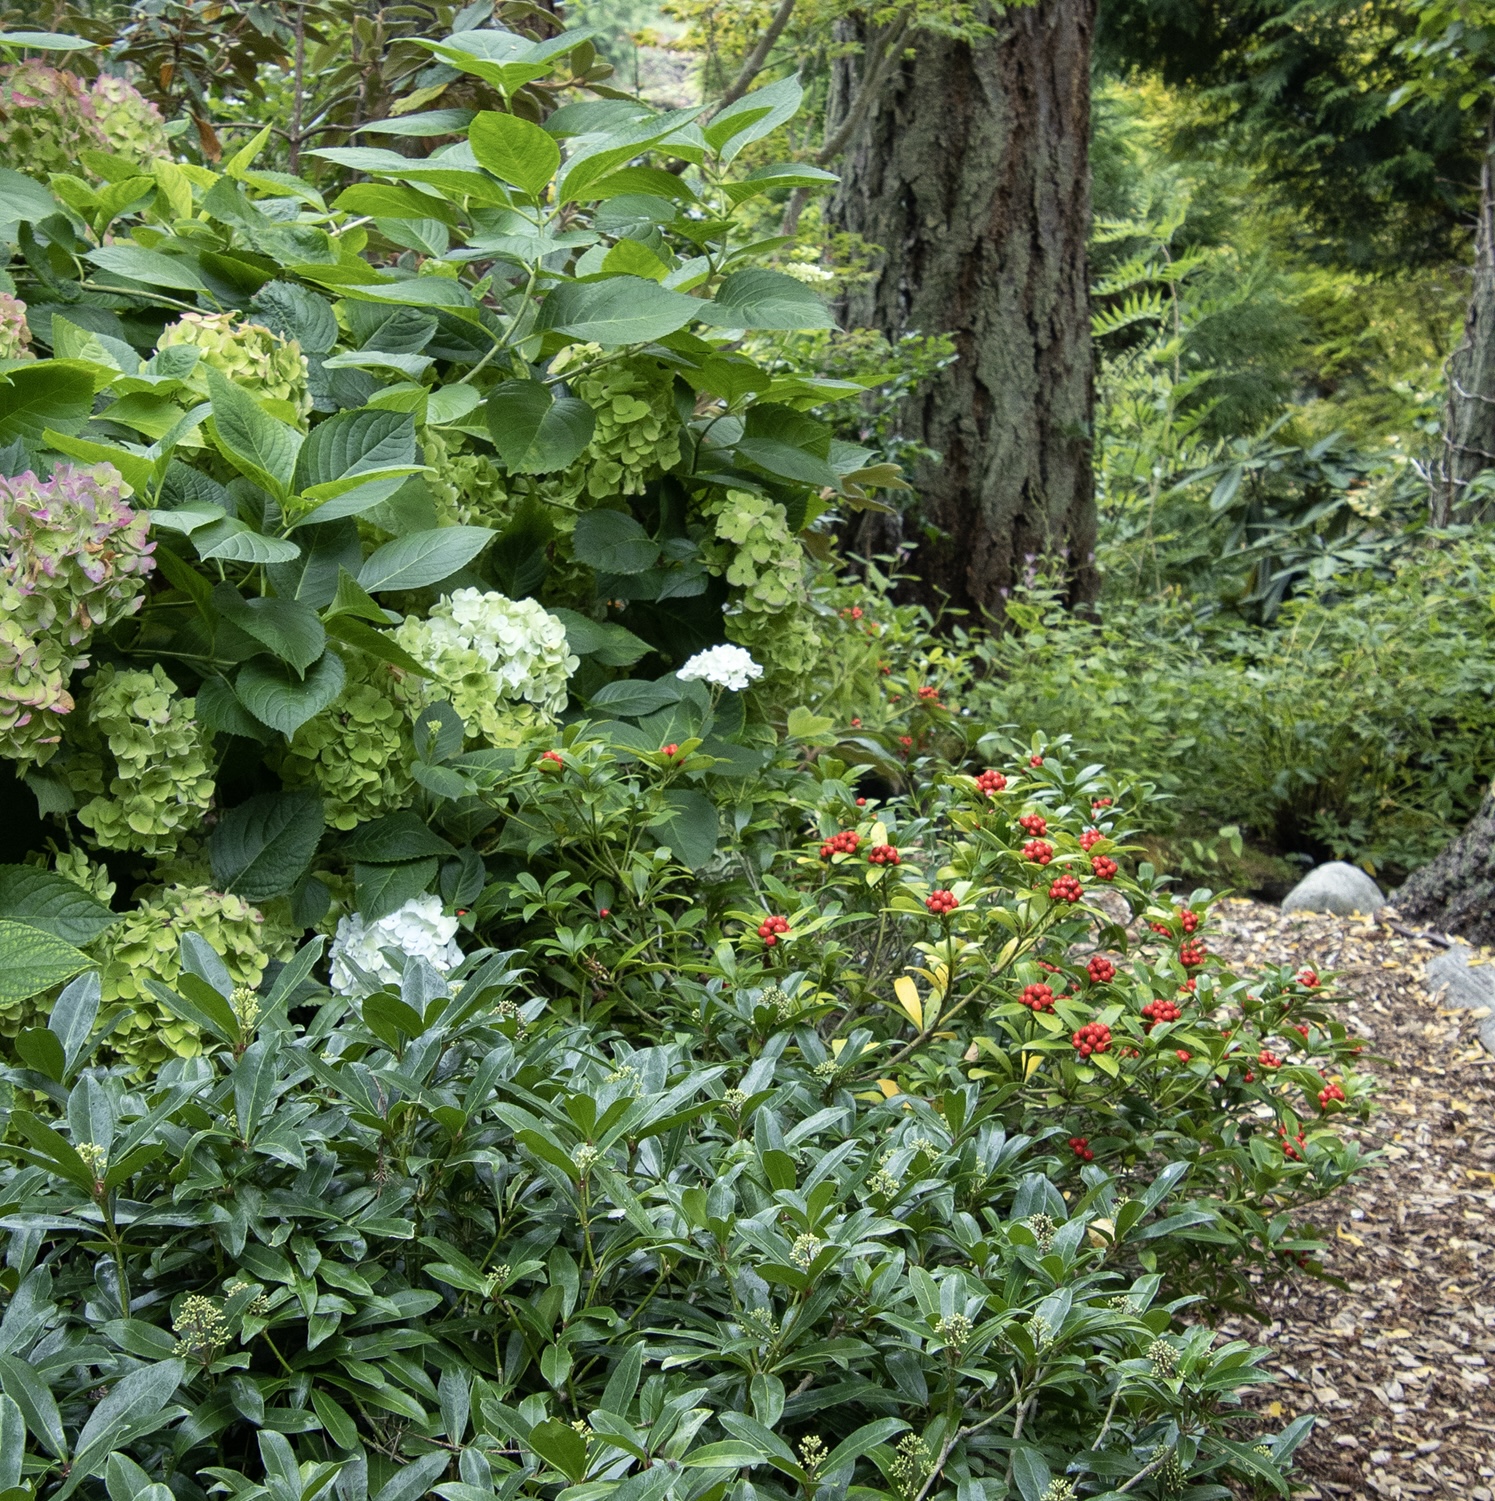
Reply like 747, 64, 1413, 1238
1207, 899, 1495, 1499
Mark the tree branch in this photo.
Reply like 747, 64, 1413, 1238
714, 0, 799, 111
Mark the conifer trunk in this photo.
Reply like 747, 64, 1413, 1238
831, 0, 1098, 617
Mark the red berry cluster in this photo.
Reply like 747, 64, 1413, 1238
1072, 1022, 1112, 1057
1141, 998, 1182, 1031
541, 749, 564, 766
1318, 1081, 1345, 1110
1087, 955, 1116, 983
1175, 1049, 1192, 1062
917, 685, 941, 703
661, 743, 680, 757
1029, 754, 1045, 767
1091, 796, 1114, 810
1019, 983, 1055, 1013
899, 735, 913, 750
975, 769, 1007, 796
1258, 1049, 1283, 1069
868, 844, 901, 866
1079, 829, 1104, 852
1297, 968, 1320, 988
1178, 940, 1206, 968
757, 915, 790, 946
925, 889, 959, 916
1018, 812, 1048, 837
1180, 910, 1200, 934
1037, 959, 1060, 973
1179, 977, 1197, 993
1049, 875, 1083, 903
1022, 838, 1054, 865
839, 605, 864, 620
1090, 855, 1118, 882
819, 830, 861, 860
1148, 920, 1173, 937
1279, 1126, 1306, 1162
1068, 1135, 1094, 1162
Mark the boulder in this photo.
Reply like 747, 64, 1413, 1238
1280, 861, 1385, 917
1424, 943, 1495, 1057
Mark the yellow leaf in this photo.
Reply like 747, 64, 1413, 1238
1265, 1401, 1284, 1419
1024, 1052, 1044, 1080
894, 976, 923, 1029
830, 1037, 847, 1059
877, 1078, 901, 1098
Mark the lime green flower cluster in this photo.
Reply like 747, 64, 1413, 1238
0, 292, 33, 360
706, 490, 819, 676
275, 657, 414, 830
157, 312, 312, 419
554, 345, 683, 498
0, 462, 155, 763
68, 665, 215, 855
393, 588, 577, 747
54, 845, 117, 903
88, 73, 171, 166
98, 883, 291, 1072
0, 64, 170, 179
429, 445, 513, 530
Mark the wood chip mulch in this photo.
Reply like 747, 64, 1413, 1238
1203, 898, 1495, 1499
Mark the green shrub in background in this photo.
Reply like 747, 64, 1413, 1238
971, 543, 1495, 881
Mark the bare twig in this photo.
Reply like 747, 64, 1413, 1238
713, 0, 800, 111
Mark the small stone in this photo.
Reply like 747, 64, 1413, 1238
1281, 861, 1385, 916
1424, 944, 1495, 1057
1371, 1450, 1392, 1465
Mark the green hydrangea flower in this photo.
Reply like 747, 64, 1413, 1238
392, 588, 577, 747
274, 656, 415, 830
0, 63, 106, 181
67, 665, 215, 855
0, 463, 155, 764
553, 344, 683, 498
704, 490, 818, 676
157, 312, 312, 419
54, 845, 116, 904
0, 292, 34, 360
430, 446, 514, 529
98, 883, 294, 1073
88, 73, 170, 167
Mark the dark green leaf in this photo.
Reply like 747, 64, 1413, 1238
355, 858, 439, 921
343, 812, 457, 863
0, 865, 118, 945
213, 587, 327, 673
539, 277, 700, 345
649, 788, 719, 870
293, 408, 418, 491
235, 651, 347, 738
211, 791, 326, 901
697, 268, 834, 331
571, 509, 660, 574
485, 381, 595, 474
358, 527, 494, 593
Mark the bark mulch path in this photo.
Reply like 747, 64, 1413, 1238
1204, 898, 1495, 1499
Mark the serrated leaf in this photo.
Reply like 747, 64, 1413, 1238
235, 651, 346, 738
469, 111, 560, 196
485, 380, 595, 474
358, 526, 493, 593
696, 268, 834, 331
538, 276, 700, 345
0, 865, 118, 945
0, 921, 90, 1006
211, 791, 326, 901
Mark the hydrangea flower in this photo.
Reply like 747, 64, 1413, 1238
0, 292, 34, 360
677, 643, 764, 692
0, 463, 154, 762
157, 312, 312, 419
0, 64, 169, 179
393, 589, 578, 747
329, 894, 464, 997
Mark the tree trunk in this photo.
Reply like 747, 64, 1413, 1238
1397, 785, 1495, 943
1436, 122, 1495, 525
831, 0, 1098, 618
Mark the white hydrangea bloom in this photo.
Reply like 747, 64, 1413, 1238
329, 893, 463, 997
393, 588, 579, 746
677, 643, 764, 692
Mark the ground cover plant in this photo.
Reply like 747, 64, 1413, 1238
0, 15, 1387, 1501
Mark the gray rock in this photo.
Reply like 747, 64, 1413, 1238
1280, 861, 1385, 917
1424, 944, 1495, 1057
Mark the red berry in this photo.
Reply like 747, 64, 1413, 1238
925, 889, 959, 916
868, 843, 901, 866
599, 907, 610, 918
1030, 754, 1044, 767
1019, 983, 1055, 1013
899, 735, 913, 751
1149, 920, 1172, 937
1018, 812, 1048, 837
1091, 796, 1113, 810
1022, 838, 1054, 865
1297, 968, 1320, 988
1180, 910, 1200, 934
917, 685, 940, 703
1318, 1081, 1345, 1111
1087, 955, 1116, 983
756, 915, 790, 943
662, 743, 680, 757
1141, 998, 1182, 1031
1079, 829, 1104, 852
851, 717, 862, 728
819, 830, 862, 860
975, 769, 1007, 796
1071, 1021, 1112, 1057
1258, 1050, 1283, 1069
1178, 940, 1206, 968
541, 749, 564, 765
1049, 875, 1083, 903
1175, 1049, 1191, 1062
1090, 855, 1118, 882
856, 797, 867, 807
1067, 1136, 1093, 1162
